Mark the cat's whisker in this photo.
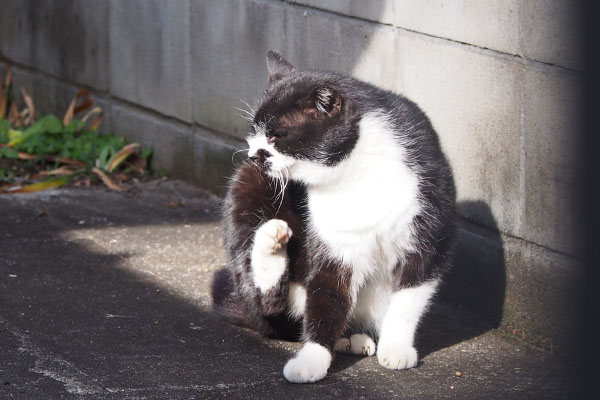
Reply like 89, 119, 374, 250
270, 168, 288, 215
231, 148, 250, 165
238, 98, 257, 115
276, 167, 290, 215
235, 107, 255, 119
236, 105, 254, 114
235, 113, 254, 123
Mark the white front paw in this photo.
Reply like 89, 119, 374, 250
254, 219, 292, 254
377, 342, 418, 370
283, 342, 331, 384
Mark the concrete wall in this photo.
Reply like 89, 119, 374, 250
0, 0, 583, 358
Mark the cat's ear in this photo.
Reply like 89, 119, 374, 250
266, 51, 295, 83
313, 87, 342, 117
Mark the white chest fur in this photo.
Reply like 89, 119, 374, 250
305, 113, 421, 288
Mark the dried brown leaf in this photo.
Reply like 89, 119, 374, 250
0, 67, 6, 119
0, 91, 6, 120
12, 151, 86, 166
17, 152, 36, 160
20, 87, 35, 124
31, 166, 83, 180
9, 102, 22, 127
81, 106, 103, 130
47, 155, 86, 166
107, 143, 140, 173
63, 89, 92, 126
92, 167, 123, 191
0, 183, 19, 192
4, 65, 12, 88
2, 175, 74, 194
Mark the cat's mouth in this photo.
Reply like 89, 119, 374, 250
247, 140, 295, 180
249, 148, 272, 169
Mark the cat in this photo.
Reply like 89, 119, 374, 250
211, 51, 456, 384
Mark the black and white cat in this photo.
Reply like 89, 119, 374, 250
211, 51, 456, 383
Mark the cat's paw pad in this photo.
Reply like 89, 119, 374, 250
335, 334, 376, 356
255, 219, 292, 254
334, 337, 351, 353
283, 342, 331, 384
377, 342, 418, 370
350, 333, 376, 356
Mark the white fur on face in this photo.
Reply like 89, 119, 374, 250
247, 133, 296, 176
246, 133, 296, 212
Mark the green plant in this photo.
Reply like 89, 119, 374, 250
0, 67, 153, 193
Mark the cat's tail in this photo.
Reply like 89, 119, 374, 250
210, 267, 251, 328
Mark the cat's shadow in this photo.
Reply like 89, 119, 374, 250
418, 200, 506, 358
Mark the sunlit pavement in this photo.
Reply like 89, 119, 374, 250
0, 179, 573, 399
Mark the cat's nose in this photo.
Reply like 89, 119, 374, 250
249, 149, 272, 167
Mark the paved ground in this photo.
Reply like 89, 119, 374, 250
0, 180, 577, 399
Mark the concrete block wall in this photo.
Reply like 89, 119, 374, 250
0, 0, 583, 358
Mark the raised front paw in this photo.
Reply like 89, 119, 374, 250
254, 219, 293, 254
251, 219, 292, 293
376, 342, 418, 370
283, 342, 331, 384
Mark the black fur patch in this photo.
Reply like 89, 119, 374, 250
303, 262, 352, 353
213, 162, 307, 339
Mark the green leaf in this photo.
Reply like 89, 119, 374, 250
8, 115, 61, 146
98, 145, 112, 169
140, 147, 153, 160
0, 147, 19, 159
62, 119, 85, 134
0, 119, 10, 142
45, 116, 63, 134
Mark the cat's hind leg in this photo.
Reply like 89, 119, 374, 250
335, 334, 376, 356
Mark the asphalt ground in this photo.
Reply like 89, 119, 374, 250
0, 180, 576, 399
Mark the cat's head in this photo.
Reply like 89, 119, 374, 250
246, 51, 360, 186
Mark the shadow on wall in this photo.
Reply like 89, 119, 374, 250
419, 200, 506, 356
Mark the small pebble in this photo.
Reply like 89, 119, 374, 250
455, 371, 463, 377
